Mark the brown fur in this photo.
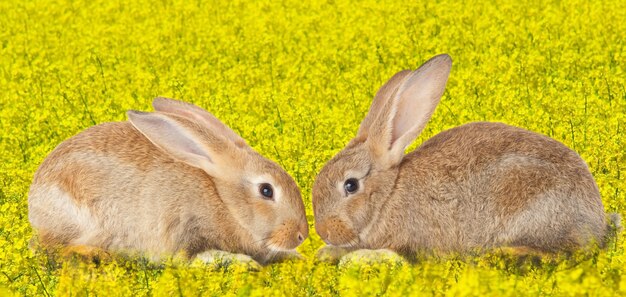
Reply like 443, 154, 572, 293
313, 54, 617, 258
29, 98, 308, 264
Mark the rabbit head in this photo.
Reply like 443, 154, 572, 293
129, 97, 309, 251
312, 55, 452, 248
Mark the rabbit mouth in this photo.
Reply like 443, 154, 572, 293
263, 222, 308, 251
319, 230, 362, 248
262, 238, 300, 252
316, 216, 361, 247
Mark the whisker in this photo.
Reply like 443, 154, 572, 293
253, 236, 273, 244
269, 249, 278, 260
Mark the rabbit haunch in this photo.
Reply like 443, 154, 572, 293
28, 97, 308, 264
313, 54, 619, 256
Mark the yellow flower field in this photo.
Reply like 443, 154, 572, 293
1, 0, 625, 295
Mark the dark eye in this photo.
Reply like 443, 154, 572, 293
259, 183, 274, 200
344, 178, 359, 194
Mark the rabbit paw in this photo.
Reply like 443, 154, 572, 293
338, 249, 406, 266
61, 245, 111, 265
316, 245, 352, 264
194, 250, 261, 271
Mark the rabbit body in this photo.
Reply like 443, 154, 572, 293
313, 55, 617, 256
363, 121, 606, 253
29, 98, 308, 263
30, 122, 248, 256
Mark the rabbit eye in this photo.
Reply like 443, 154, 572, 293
344, 178, 359, 194
259, 183, 274, 200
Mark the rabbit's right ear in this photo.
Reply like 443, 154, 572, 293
363, 54, 452, 169
127, 111, 245, 178
357, 70, 412, 137
152, 97, 247, 148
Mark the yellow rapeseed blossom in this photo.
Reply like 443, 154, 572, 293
1, 0, 624, 295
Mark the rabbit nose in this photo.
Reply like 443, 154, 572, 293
298, 222, 309, 243
315, 220, 330, 242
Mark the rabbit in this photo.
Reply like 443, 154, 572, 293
28, 97, 309, 265
312, 54, 620, 262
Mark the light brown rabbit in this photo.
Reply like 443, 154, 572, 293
313, 54, 620, 261
28, 97, 308, 265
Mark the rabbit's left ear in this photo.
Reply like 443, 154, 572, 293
365, 54, 452, 168
357, 69, 412, 137
127, 110, 247, 180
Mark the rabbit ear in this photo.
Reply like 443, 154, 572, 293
152, 97, 247, 148
357, 70, 412, 137
366, 54, 452, 168
127, 110, 245, 178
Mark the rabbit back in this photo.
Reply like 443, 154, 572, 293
388, 121, 606, 252
28, 121, 244, 256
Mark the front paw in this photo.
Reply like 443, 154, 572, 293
194, 250, 261, 271
61, 245, 112, 265
339, 249, 405, 266
316, 245, 352, 264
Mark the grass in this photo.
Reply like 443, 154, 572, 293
1, 0, 625, 295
